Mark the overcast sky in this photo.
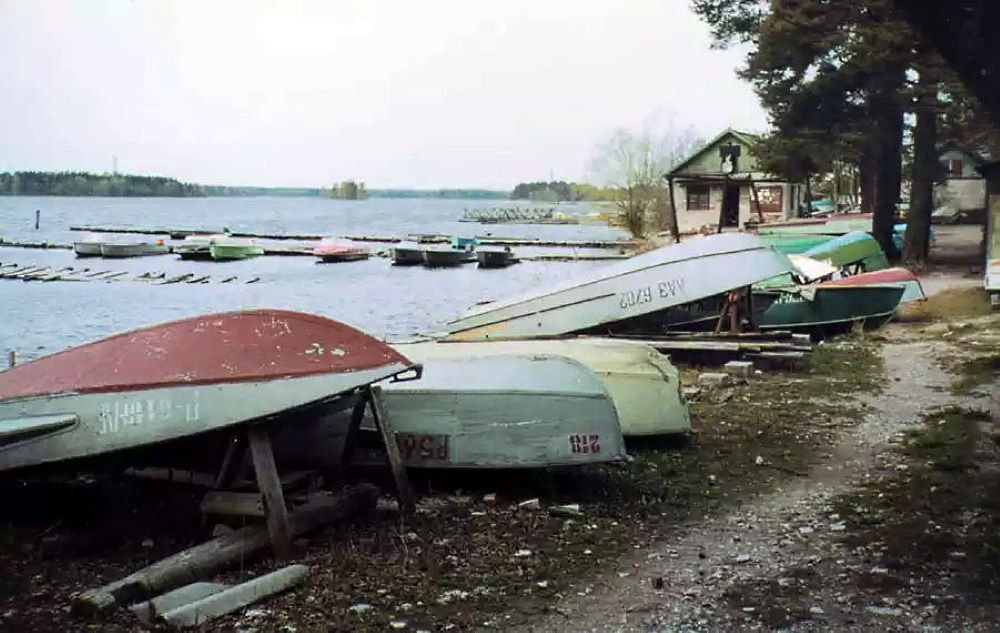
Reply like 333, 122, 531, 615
1, 0, 766, 189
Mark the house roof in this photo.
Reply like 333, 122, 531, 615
665, 128, 761, 178
937, 143, 990, 166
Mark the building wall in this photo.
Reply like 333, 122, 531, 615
985, 166, 1000, 292
937, 178, 986, 211
681, 135, 761, 174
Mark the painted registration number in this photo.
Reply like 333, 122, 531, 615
396, 433, 450, 462
570, 434, 601, 454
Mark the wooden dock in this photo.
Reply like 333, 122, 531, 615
0, 262, 260, 284
69, 225, 630, 249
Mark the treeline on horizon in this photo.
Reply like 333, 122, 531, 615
0, 171, 512, 199
0, 171, 203, 197
510, 181, 614, 202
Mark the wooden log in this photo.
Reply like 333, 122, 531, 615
200, 491, 265, 517
129, 582, 227, 625
71, 483, 377, 616
213, 433, 247, 490
124, 467, 217, 488
248, 426, 292, 559
369, 386, 415, 515
158, 565, 309, 629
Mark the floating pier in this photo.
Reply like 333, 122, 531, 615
459, 207, 579, 225
69, 226, 629, 249
0, 262, 260, 284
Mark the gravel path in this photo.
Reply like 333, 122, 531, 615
517, 337, 992, 633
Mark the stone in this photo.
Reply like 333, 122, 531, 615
809, 606, 825, 615
517, 498, 541, 511
723, 361, 754, 378
698, 372, 731, 387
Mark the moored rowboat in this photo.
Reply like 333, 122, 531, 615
390, 243, 425, 266
422, 247, 475, 267
0, 310, 414, 473
73, 242, 103, 257
210, 240, 264, 261
313, 238, 371, 263
99, 242, 171, 258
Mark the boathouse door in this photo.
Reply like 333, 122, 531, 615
721, 183, 740, 228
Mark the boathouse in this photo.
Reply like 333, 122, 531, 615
664, 129, 804, 231
937, 145, 988, 218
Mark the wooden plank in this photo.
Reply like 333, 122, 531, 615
200, 491, 265, 517
338, 391, 370, 469
369, 386, 415, 515
7, 350, 14, 368
247, 425, 292, 558
213, 433, 247, 490
124, 467, 217, 488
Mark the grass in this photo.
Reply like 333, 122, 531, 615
902, 286, 992, 323
830, 407, 1000, 608
951, 353, 1000, 395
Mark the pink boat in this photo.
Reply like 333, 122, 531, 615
313, 238, 371, 263
0, 310, 414, 472
820, 267, 927, 303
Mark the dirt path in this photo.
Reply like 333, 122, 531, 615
517, 335, 992, 632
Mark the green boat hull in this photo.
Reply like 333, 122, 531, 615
756, 285, 905, 332
759, 234, 833, 255
210, 243, 265, 261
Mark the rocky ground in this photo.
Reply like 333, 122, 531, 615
1, 226, 997, 633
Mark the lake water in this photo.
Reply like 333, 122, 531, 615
0, 196, 628, 363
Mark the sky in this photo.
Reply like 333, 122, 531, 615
0, 0, 767, 189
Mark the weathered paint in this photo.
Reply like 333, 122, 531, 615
445, 233, 793, 340
802, 231, 889, 272
380, 355, 627, 468
394, 338, 690, 436
757, 285, 905, 331
0, 309, 412, 401
821, 267, 927, 303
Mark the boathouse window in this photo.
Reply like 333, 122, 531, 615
686, 185, 710, 211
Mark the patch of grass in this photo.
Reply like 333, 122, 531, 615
831, 407, 1000, 609
951, 353, 1000, 395
903, 287, 992, 323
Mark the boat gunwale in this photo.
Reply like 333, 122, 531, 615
451, 239, 787, 323
0, 310, 415, 402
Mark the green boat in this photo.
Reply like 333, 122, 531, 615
801, 231, 889, 273
759, 233, 834, 255
209, 240, 265, 261
755, 284, 905, 334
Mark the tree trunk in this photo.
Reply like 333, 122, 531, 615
859, 141, 876, 216
869, 78, 904, 260
903, 97, 937, 267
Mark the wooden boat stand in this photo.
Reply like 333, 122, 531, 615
206, 385, 414, 559
714, 286, 755, 334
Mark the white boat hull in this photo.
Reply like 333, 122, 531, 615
0, 364, 408, 473
394, 338, 690, 436
446, 233, 792, 340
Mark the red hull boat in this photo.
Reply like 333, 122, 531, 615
0, 310, 413, 472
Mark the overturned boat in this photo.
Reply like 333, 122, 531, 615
277, 354, 627, 470
393, 338, 689, 436
445, 233, 793, 341
801, 231, 889, 273
382, 355, 626, 468
0, 310, 414, 473
819, 267, 927, 303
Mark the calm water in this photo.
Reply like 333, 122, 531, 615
0, 196, 627, 362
